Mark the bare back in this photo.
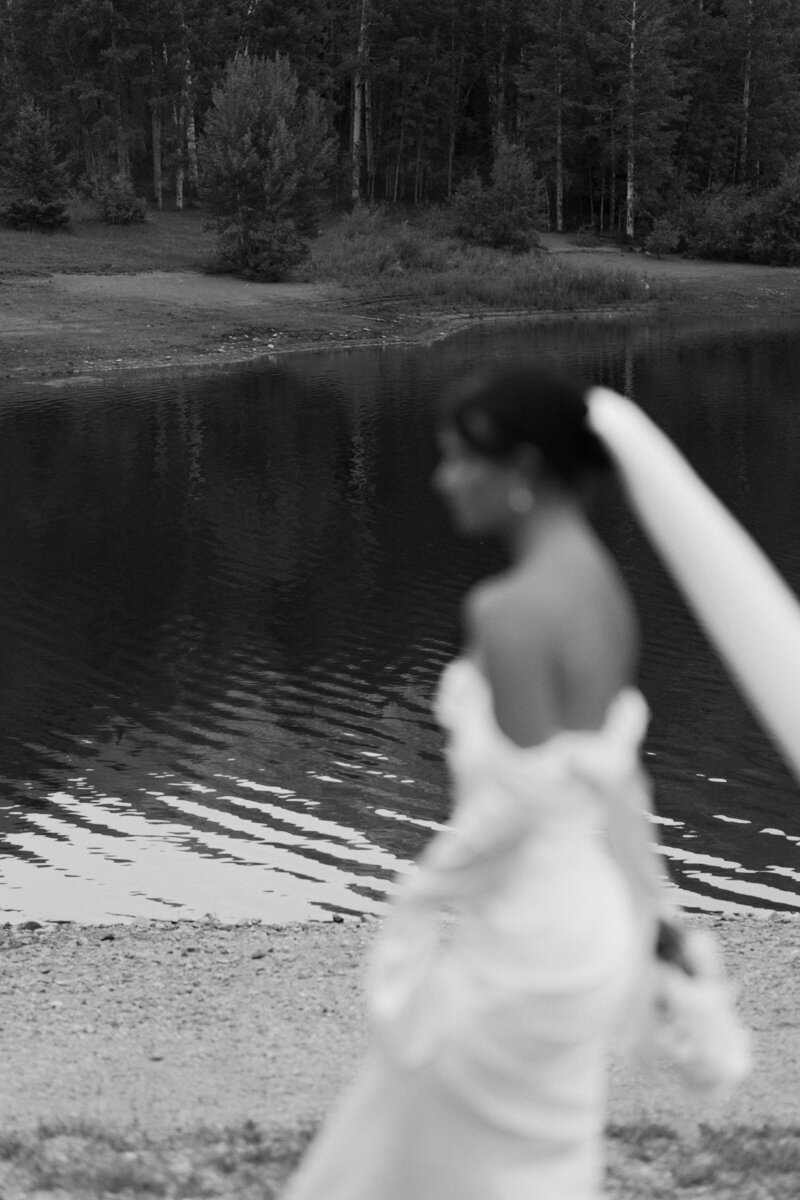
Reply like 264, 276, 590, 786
464, 516, 638, 748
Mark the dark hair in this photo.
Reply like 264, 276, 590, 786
441, 364, 611, 487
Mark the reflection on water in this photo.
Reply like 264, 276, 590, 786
2, 315, 800, 921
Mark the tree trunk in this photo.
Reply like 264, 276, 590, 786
186, 104, 199, 194
176, 2, 197, 202
364, 77, 374, 199
486, 0, 511, 148
110, 15, 129, 180
84, 137, 101, 195
414, 138, 424, 204
609, 111, 616, 235
553, 0, 565, 234
393, 121, 406, 204
116, 123, 130, 180
152, 105, 163, 209
625, 0, 637, 240
351, 73, 363, 203
446, 4, 465, 199
555, 66, 563, 232
173, 99, 185, 210
447, 127, 456, 199
351, 0, 369, 205
625, 137, 635, 240
739, 0, 753, 183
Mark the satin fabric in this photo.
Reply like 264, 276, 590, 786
282, 658, 648, 1200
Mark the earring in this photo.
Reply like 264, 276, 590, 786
508, 485, 534, 514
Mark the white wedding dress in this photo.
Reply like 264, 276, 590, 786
282, 656, 652, 1200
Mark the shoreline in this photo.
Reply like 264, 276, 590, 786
4, 234, 800, 389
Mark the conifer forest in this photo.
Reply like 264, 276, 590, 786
2, 0, 800, 251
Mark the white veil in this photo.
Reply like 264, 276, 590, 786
588, 386, 800, 783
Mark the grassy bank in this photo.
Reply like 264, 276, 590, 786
0, 204, 663, 313
1, 1119, 796, 1199
302, 207, 661, 311
0, 206, 216, 276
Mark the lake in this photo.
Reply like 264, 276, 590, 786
2, 314, 800, 922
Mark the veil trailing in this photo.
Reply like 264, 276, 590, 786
587, 387, 784, 1095
588, 386, 800, 785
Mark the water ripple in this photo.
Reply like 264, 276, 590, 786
4, 326, 800, 920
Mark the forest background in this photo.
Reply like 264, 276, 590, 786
3, 0, 800, 269
1, 1, 800, 255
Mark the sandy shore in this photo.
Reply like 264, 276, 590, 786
2, 913, 799, 1141
4, 232, 800, 386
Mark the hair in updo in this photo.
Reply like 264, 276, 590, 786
441, 364, 611, 488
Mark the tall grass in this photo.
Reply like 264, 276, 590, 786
303, 207, 662, 311
0, 1120, 796, 1199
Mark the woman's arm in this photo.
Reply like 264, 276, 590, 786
604, 761, 671, 943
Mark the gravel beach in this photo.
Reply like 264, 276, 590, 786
2, 912, 799, 1140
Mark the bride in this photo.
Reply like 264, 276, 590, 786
281, 365, 753, 1200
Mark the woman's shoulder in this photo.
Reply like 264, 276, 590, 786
464, 561, 565, 623
465, 542, 633, 646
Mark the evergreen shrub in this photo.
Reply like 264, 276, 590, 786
99, 178, 147, 225
450, 138, 544, 252
214, 217, 309, 280
0, 100, 69, 232
1, 196, 69, 231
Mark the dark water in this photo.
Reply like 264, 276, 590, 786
3, 315, 800, 922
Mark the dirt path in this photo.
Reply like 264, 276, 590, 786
3, 233, 800, 386
0, 272, 407, 385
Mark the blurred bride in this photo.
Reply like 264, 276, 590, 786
281, 365, 755, 1200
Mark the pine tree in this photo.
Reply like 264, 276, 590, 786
198, 53, 336, 279
1, 99, 70, 231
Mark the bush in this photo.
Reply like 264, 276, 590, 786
681, 187, 751, 260
450, 137, 544, 252
664, 167, 800, 266
743, 162, 800, 266
644, 217, 682, 258
304, 209, 455, 283
572, 225, 605, 247
1, 196, 69, 231
212, 217, 309, 280
99, 179, 146, 225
